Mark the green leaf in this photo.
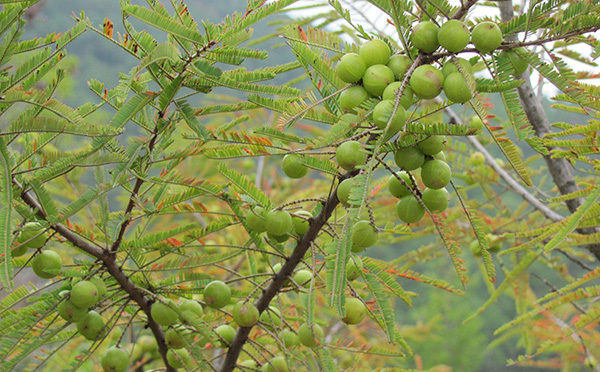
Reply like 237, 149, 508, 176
0, 137, 13, 291
217, 164, 272, 207
138, 41, 180, 73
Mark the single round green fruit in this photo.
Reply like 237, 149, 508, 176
387, 55, 411, 80
282, 154, 307, 179
265, 355, 289, 372
410, 64, 444, 99
129, 343, 143, 362
265, 210, 293, 236
382, 82, 414, 109
351, 220, 378, 249
11, 243, 28, 257
298, 323, 324, 348
216, 324, 236, 347
438, 20, 470, 53
151, 299, 178, 326
337, 178, 354, 208
32, 250, 62, 279
351, 242, 364, 253
292, 211, 310, 236
101, 347, 129, 372
388, 171, 414, 198
421, 159, 452, 189
346, 255, 363, 281
471, 21, 503, 53
260, 307, 282, 330
167, 348, 191, 369
441, 58, 473, 77
487, 233, 502, 252
417, 136, 445, 155
89, 277, 107, 298
469, 152, 485, 166
342, 297, 367, 325
500, 47, 528, 75
421, 188, 449, 213
203, 280, 232, 309
137, 335, 158, 353
359, 39, 391, 67
469, 116, 484, 130
240, 360, 258, 369
362, 64, 395, 97
336, 141, 367, 171
336, 53, 367, 83
16, 222, 46, 249
410, 21, 439, 53
372, 100, 406, 135
233, 301, 259, 327
470, 240, 481, 256
267, 232, 289, 243
280, 329, 299, 348
394, 146, 425, 171
70, 280, 99, 309
246, 206, 267, 233
433, 151, 446, 161
292, 269, 312, 288
166, 328, 187, 349
178, 298, 204, 322
58, 295, 88, 323
339, 85, 369, 112
76, 310, 105, 341
443, 72, 472, 103
396, 196, 425, 224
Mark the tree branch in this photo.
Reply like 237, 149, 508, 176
499, 0, 600, 260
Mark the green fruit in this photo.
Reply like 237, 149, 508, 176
282, 154, 307, 179
487, 233, 502, 252
471, 21, 503, 53
421, 159, 452, 189
166, 328, 187, 349
240, 360, 258, 369
362, 64, 395, 96
336, 141, 367, 171
58, 295, 88, 322
470, 240, 482, 256
178, 298, 204, 322
264, 210, 292, 236
438, 20, 470, 53
417, 136, 445, 155
203, 280, 232, 309
346, 255, 363, 281
292, 269, 312, 288
337, 178, 354, 208
388, 171, 414, 198
339, 85, 369, 112
129, 343, 143, 362
421, 188, 449, 213
443, 72, 472, 103
342, 297, 367, 325
382, 82, 414, 109
298, 323, 324, 348
372, 99, 406, 135
351, 221, 378, 249
336, 53, 367, 83
246, 206, 267, 233
396, 196, 425, 224
500, 47, 528, 75
137, 335, 158, 353
76, 310, 105, 341
260, 307, 282, 330
89, 277, 107, 298
167, 348, 191, 369
70, 280, 99, 309
469, 116, 484, 130
359, 39, 391, 67
410, 64, 444, 99
101, 347, 129, 372
151, 299, 178, 326
16, 222, 46, 249
469, 152, 485, 166
267, 232, 289, 243
387, 55, 412, 80
292, 212, 310, 236
280, 329, 299, 348
233, 301, 259, 327
411, 21, 439, 53
394, 146, 425, 171
433, 151, 446, 161
216, 324, 236, 347
11, 243, 28, 257
32, 250, 62, 279
265, 355, 289, 372
441, 58, 473, 77
351, 242, 364, 253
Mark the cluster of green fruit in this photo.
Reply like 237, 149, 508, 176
11, 222, 64, 280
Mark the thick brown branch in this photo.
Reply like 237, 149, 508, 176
499, 0, 600, 260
